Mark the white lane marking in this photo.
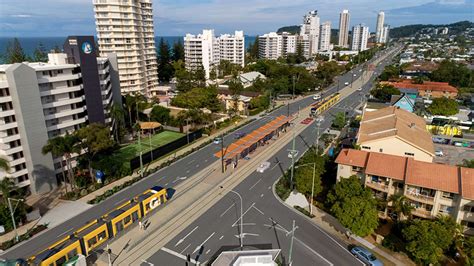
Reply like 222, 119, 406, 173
263, 224, 288, 233
220, 203, 236, 218
181, 243, 191, 254
268, 186, 271, 190
187, 159, 195, 165
186, 170, 190, 173
232, 223, 256, 227
164, 183, 169, 186
253, 205, 265, 215
205, 249, 211, 255
114, 200, 125, 206
219, 235, 224, 240
175, 226, 199, 247
161, 247, 200, 265
260, 194, 264, 198
193, 232, 215, 254
57, 228, 73, 238
232, 203, 255, 227
196, 164, 200, 168
249, 178, 262, 190
295, 237, 334, 266
142, 259, 154, 266
270, 164, 279, 170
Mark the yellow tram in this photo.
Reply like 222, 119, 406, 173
29, 186, 168, 265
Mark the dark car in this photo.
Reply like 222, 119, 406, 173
234, 132, 246, 139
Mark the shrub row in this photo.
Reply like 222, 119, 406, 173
1, 224, 47, 250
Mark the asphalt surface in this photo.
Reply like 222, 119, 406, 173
1, 44, 402, 262
141, 46, 403, 265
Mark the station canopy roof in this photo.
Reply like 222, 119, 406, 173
215, 115, 291, 159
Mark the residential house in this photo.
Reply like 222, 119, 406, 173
400, 60, 439, 79
390, 94, 415, 113
335, 149, 474, 235
358, 106, 435, 162
385, 80, 458, 99
238, 72, 266, 88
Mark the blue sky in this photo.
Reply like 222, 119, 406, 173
0, 0, 472, 37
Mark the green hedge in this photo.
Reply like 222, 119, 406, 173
0, 224, 47, 250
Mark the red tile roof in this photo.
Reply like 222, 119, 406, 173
405, 159, 459, 194
365, 152, 407, 181
385, 80, 458, 93
336, 149, 473, 196
335, 149, 369, 168
461, 167, 474, 200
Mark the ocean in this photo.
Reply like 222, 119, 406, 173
0, 36, 256, 63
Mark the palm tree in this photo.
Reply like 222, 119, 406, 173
42, 134, 80, 191
124, 93, 137, 128
0, 179, 15, 204
0, 157, 10, 173
109, 104, 126, 143
388, 194, 414, 222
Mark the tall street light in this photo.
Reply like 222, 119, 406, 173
314, 116, 324, 154
219, 186, 244, 249
8, 198, 23, 242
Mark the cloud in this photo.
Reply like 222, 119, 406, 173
10, 14, 32, 18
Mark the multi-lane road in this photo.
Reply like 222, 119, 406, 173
141, 45, 403, 265
1, 45, 402, 264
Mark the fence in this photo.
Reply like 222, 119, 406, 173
130, 129, 203, 170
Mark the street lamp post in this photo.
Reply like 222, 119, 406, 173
219, 186, 244, 249
288, 132, 298, 190
136, 102, 143, 177
8, 198, 23, 243
314, 116, 324, 154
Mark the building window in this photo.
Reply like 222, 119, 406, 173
361, 146, 371, 150
441, 192, 455, 200
439, 205, 453, 214
405, 152, 415, 156
379, 148, 383, 152
463, 205, 474, 213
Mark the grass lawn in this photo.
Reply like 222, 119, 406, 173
114, 131, 184, 164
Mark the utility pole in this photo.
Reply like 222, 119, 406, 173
136, 102, 143, 178
292, 75, 295, 100
289, 132, 296, 189
8, 198, 22, 243
107, 244, 112, 266
220, 133, 225, 173
186, 119, 190, 144
287, 102, 290, 117
287, 220, 298, 266
310, 163, 316, 215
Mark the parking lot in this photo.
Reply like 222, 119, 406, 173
433, 144, 474, 165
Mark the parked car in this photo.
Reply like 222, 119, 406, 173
350, 246, 383, 266
357, 88, 362, 91
213, 137, 222, 145
234, 132, 246, 139
256, 161, 271, 173
313, 94, 321, 101
435, 150, 444, 157
344, 82, 349, 85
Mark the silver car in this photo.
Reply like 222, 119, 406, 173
256, 162, 271, 173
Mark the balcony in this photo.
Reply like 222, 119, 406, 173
47, 117, 86, 131
366, 181, 389, 192
412, 208, 434, 219
42, 97, 83, 109
38, 73, 80, 84
406, 191, 435, 204
0, 122, 18, 131
44, 107, 85, 120
0, 96, 12, 103
0, 109, 15, 118
463, 211, 474, 222
40, 85, 82, 97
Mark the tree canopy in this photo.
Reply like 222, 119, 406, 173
379, 64, 401, 81
157, 38, 174, 82
430, 60, 474, 88
171, 86, 221, 112
326, 176, 379, 236
3, 38, 29, 64
172, 41, 185, 62
294, 150, 325, 198
427, 97, 459, 116
370, 84, 401, 102
150, 105, 171, 124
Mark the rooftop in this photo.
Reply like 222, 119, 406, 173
358, 106, 435, 155
384, 80, 458, 93
336, 149, 474, 199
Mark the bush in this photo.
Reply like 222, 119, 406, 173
0, 224, 47, 250
295, 206, 315, 218
276, 175, 291, 201
382, 233, 406, 252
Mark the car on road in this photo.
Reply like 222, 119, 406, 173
234, 132, 246, 139
357, 88, 362, 91
288, 150, 299, 159
350, 246, 383, 266
435, 150, 444, 157
301, 118, 314, 124
344, 82, 349, 85
213, 137, 222, 145
313, 94, 322, 101
256, 161, 271, 173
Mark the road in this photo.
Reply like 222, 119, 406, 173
1, 44, 401, 262
140, 46, 403, 265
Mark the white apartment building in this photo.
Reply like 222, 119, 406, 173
0, 45, 120, 194
184, 30, 244, 79
319, 21, 331, 52
93, 0, 159, 96
258, 32, 283, 60
280, 32, 297, 56
338, 9, 350, 48
299, 10, 320, 57
380, 25, 390, 44
375, 11, 385, 43
352, 24, 370, 51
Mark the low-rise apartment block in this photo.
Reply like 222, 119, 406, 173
384, 80, 458, 99
358, 106, 435, 162
336, 149, 474, 235
0, 36, 120, 194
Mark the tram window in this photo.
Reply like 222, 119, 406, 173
145, 202, 150, 211
56, 256, 66, 265
132, 211, 138, 222
67, 248, 78, 258
98, 231, 106, 240
88, 237, 98, 248
115, 222, 123, 233
124, 215, 131, 225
